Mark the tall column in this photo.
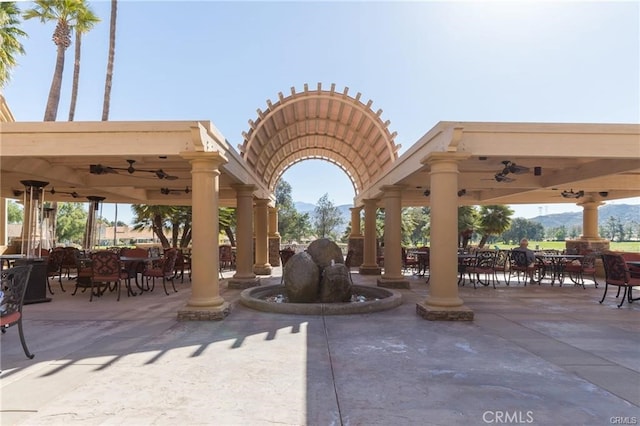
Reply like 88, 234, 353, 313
1, 198, 8, 253
416, 154, 473, 321
253, 198, 272, 275
178, 152, 230, 321
268, 206, 280, 266
228, 184, 259, 289
580, 200, 604, 240
347, 206, 364, 268
377, 186, 409, 288
349, 207, 362, 237
359, 198, 381, 275
565, 198, 610, 254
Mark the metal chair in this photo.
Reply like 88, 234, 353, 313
1, 265, 35, 359
466, 250, 497, 288
90, 250, 131, 301
143, 248, 178, 295
45, 248, 65, 294
600, 252, 639, 308
565, 252, 598, 289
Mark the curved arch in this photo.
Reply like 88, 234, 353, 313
240, 83, 400, 195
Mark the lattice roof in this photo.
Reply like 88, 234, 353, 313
239, 83, 400, 198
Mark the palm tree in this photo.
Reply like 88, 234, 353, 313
458, 206, 478, 248
23, 0, 98, 121
102, 0, 117, 121
67, 6, 99, 121
0, 2, 27, 88
477, 205, 514, 248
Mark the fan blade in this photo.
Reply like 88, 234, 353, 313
510, 164, 530, 174
90, 164, 118, 175
155, 169, 178, 180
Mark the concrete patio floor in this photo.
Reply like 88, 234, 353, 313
1, 268, 639, 425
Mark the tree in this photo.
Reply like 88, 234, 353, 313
404, 207, 430, 246
477, 205, 513, 248
67, 4, 99, 121
275, 179, 311, 243
500, 217, 544, 244
7, 200, 23, 223
313, 193, 343, 240
458, 206, 478, 248
219, 207, 236, 247
23, 0, 99, 121
0, 2, 27, 88
55, 202, 87, 245
131, 204, 174, 248
101, 0, 117, 121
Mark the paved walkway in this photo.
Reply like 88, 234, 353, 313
1, 269, 639, 425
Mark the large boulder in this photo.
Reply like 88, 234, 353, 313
284, 251, 320, 303
319, 263, 352, 303
306, 238, 344, 269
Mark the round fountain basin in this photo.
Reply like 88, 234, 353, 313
239, 284, 402, 315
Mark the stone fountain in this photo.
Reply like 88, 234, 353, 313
240, 239, 402, 315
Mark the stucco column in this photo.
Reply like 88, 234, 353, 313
359, 199, 381, 275
349, 207, 362, 237
178, 152, 230, 321
378, 186, 409, 288
228, 184, 259, 289
268, 206, 280, 266
580, 200, 604, 240
565, 197, 610, 255
1, 198, 7, 253
347, 206, 364, 268
253, 198, 272, 275
417, 155, 473, 321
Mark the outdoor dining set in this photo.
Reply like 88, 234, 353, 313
402, 247, 639, 307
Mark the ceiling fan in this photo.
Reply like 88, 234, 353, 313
491, 160, 531, 183
500, 160, 529, 175
561, 189, 584, 199
90, 159, 178, 180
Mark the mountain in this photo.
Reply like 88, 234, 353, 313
528, 204, 640, 229
294, 201, 639, 232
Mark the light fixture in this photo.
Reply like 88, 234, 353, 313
160, 186, 191, 195
457, 189, 466, 197
90, 159, 178, 180
86, 195, 106, 210
598, 191, 609, 197
534, 166, 542, 176
560, 189, 584, 199
49, 187, 81, 198
423, 189, 430, 197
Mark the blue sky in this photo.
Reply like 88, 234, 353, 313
4, 1, 639, 224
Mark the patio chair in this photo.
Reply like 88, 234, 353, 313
564, 252, 598, 289
1, 264, 35, 359
401, 247, 419, 274
600, 252, 639, 308
90, 250, 131, 302
45, 248, 65, 294
61, 247, 81, 279
142, 248, 178, 295
508, 250, 543, 286
219, 245, 234, 271
492, 249, 510, 285
174, 250, 191, 283
466, 250, 497, 288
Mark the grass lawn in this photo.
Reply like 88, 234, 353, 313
494, 241, 640, 253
